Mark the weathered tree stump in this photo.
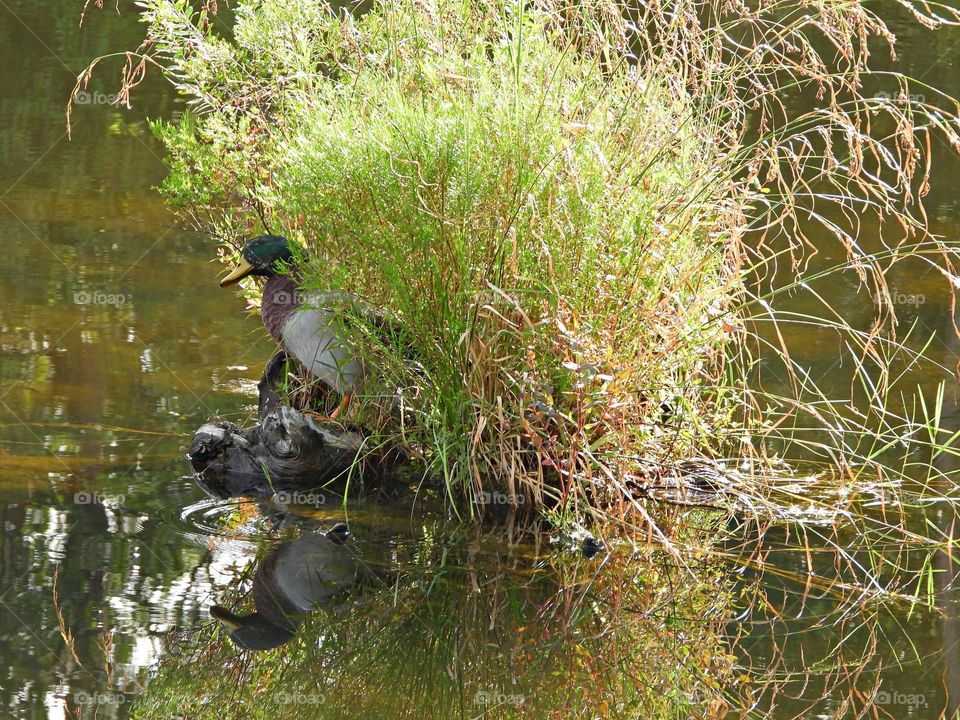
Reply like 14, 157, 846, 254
189, 351, 402, 498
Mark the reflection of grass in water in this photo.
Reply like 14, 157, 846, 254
135, 523, 738, 719
131, 503, 956, 717
717, 520, 935, 716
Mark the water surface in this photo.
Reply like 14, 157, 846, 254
1, 2, 960, 718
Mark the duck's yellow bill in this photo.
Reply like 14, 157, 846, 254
220, 258, 255, 287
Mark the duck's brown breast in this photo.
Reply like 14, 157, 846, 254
261, 274, 300, 343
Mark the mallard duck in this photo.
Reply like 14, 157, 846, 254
220, 234, 390, 418
210, 523, 361, 651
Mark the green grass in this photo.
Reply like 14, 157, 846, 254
133, 0, 739, 514
75, 0, 960, 528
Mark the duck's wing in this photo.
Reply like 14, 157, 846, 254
302, 291, 409, 351
282, 306, 364, 393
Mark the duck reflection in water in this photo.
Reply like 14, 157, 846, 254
210, 523, 367, 650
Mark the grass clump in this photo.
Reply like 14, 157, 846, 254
138, 0, 739, 512
77, 0, 960, 522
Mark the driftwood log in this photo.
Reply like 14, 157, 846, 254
190, 351, 401, 498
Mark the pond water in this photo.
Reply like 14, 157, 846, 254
2, 2, 960, 718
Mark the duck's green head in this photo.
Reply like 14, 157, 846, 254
219, 235, 303, 287
209, 605, 297, 651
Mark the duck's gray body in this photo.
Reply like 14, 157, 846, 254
261, 275, 373, 395
260, 532, 362, 615
211, 527, 366, 651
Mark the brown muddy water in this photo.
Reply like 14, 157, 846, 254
2, 2, 960, 719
